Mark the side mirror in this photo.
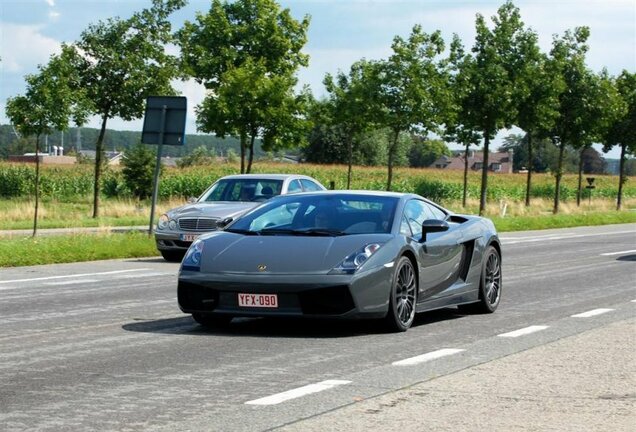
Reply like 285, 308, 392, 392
187, 197, 197, 204
420, 219, 449, 243
217, 217, 233, 229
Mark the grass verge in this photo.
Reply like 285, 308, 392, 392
492, 211, 636, 232
0, 232, 157, 267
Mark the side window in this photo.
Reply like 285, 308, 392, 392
399, 215, 412, 237
424, 202, 447, 220
301, 179, 322, 192
402, 200, 428, 239
287, 179, 302, 194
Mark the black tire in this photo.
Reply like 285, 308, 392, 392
384, 256, 418, 332
192, 313, 233, 328
458, 245, 501, 314
161, 250, 185, 262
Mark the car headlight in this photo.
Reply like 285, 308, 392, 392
329, 243, 383, 275
168, 220, 177, 230
181, 239, 204, 271
158, 214, 169, 230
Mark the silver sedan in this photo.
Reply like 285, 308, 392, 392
155, 174, 325, 261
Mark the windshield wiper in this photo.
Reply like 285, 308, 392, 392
295, 228, 347, 237
224, 228, 260, 235
258, 228, 298, 235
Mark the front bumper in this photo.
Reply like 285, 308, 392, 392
155, 230, 213, 251
177, 265, 393, 320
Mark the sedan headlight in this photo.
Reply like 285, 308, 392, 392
158, 214, 169, 230
329, 243, 383, 275
182, 239, 204, 271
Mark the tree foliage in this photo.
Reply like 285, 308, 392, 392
178, 0, 310, 173
71, 0, 185, 217
121, 143, 157, 199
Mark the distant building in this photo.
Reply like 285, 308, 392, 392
79, 150, 123, 166
430, 150, 514, 174
8, 154, 75, 165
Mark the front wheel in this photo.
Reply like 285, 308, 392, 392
384, 256, 417, 332
459, 245, 501, 314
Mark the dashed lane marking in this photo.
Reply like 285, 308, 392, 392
245, 380, 352, 406
500, 230, 636, 245
571, 308, 615, 318
498, 325, 549, 338
392, 348, 465, 366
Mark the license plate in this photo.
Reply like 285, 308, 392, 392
180, 234, 199, 242
238, 293, 278, 308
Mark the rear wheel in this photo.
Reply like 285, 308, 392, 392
458, 245, 501, 314
384, 256, 417, 332
192, 313, 233, 328
161, 250, 185, 262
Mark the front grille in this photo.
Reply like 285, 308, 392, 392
178, 217, 218, 231
298, 285, 355, 315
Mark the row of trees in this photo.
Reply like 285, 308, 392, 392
5, 0, 636, 236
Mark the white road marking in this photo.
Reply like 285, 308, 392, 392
571, 308, 615, 318
44, 279, 100, 286
117, 272, 170, 279
498, 325, 549, 338
501, 230, 636, 245
600, 249, 636, 256
245, 380, 351, 406
0, 268, 152, 286
632, 300, 636, 303
392, 348, 465, 366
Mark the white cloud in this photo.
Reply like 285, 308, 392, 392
44, 0, 55, 7
0, 23, 61, 72
48, 11, 61, 20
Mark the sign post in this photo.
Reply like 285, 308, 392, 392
141, 96, 187, 236
585, 177, 596, 207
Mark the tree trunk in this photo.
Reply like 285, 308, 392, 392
347, 136, 353, 189
617, 142, 626, 210
576, 147, 585, 207
479, 133, 490, 216
246, 134, 256, 174
33, 133, 41, 237
92, 113, 109, 219
525, 133, 533, 207
239, 132, 246, 174
386, 129, 399, 191
462, 143, 469, 208
553, 139, 565, 214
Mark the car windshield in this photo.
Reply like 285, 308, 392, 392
227, 194, 398, 236
200, 179, 283, 202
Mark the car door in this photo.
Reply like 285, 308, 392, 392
403, 200, 464, 301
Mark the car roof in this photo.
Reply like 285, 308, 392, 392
280, 190, 416, 199
219, 174, 317, 181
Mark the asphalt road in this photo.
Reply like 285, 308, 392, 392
1, 224, 634, 431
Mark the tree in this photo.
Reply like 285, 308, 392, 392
446, 34, 482, 208
71, 0, 185, 217
122, 143, 157, 199
459, 1, 535, 215
324, 60, 375, 188
176, 145, 214, 168
515, 32, 563, 207
370, 25, 448, 191
5, 46, 88, 236
178, 0, 310, 174
409, 138, 450, 168
602, 71, 636, 210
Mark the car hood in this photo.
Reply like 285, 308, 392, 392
168, 202, 257, 220
198, 232, 392, 275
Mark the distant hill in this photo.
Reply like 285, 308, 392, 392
0, 124, 270, 159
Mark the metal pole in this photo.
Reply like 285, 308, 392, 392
148, 105, 167, 236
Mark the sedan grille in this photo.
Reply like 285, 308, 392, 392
178, 217, 219, 231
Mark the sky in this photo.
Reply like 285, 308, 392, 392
0, 0, 634, 157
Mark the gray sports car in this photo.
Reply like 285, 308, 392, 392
155, 174, 325, 261
177, 191, 502, 332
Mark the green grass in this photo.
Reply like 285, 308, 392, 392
0, 232, 158, 267
1, 216, 149, 231
493, 211, 636, 232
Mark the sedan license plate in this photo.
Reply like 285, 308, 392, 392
180, 234, 199, 242
238, 293, 278, 308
